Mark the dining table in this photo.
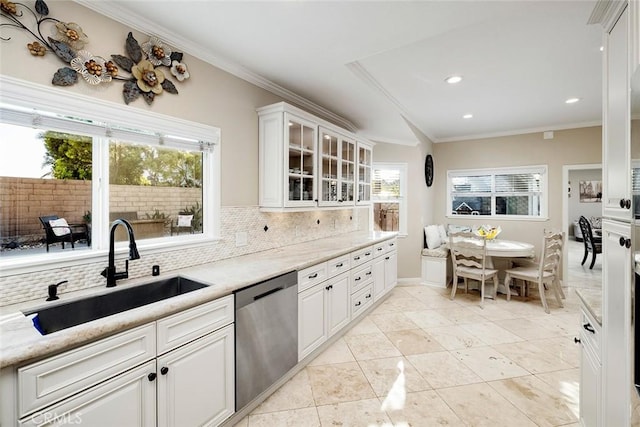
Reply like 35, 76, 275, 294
456, 238, 536, 296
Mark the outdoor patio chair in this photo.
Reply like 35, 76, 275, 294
39, 215, 90, 252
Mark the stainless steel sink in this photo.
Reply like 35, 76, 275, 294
24, 276, 209, 335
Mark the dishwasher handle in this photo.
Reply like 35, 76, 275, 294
254, 286, 284, 301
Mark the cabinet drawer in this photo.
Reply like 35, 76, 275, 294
157, 295, 234, 355
386, 238, 397, 252
327, 254, 351, 279
352, 284, 374, 319
351, 263, 373, 294
351, 246, 374, 268
19, 360, 156, 427
580, 309, 601, 358
373, 242, 387, 258
298, 262, 328, 293
18, 323, 156, 418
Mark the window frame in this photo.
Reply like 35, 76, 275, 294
0, 76, 221, 275
446, 165, 548, 220
371, 162, 408, 236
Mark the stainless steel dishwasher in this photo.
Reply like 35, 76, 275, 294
234, 270, 298, 410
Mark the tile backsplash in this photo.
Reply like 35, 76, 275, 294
0, 206, 369, 307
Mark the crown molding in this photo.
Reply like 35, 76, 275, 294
74, 0, 357, 133
433, 120, 603, 143
588, 0, 627, 31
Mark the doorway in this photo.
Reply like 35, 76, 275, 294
562, 164, 603, 289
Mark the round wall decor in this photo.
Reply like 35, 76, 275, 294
425, 154, 434, 187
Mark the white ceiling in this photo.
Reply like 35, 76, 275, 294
84, 1, 604, 145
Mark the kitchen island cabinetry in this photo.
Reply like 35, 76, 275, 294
5, 296, 235, 427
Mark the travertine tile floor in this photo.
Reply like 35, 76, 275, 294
235, 239, 601, 427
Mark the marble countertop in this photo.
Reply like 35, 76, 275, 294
575, 288, 602, 326
0, 231, 396, 369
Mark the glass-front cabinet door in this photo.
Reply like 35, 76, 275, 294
285, 113, 316, 207
357, 143, 372, 205
318, 127, 355, 206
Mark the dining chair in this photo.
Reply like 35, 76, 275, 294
578, 215, 602, 269
503, 231, 565, 314
449, 231, 499, 308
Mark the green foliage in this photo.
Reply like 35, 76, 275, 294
42, 136, 203, 187
145, 209, 170, 220
41, 131, 92, 179
83, 210, 91, 224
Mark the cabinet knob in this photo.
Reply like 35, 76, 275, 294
148, 373, 157, 381
620, 198, 632, 209
160, 366, 169, 375
574, 337, 581, 344
619, 237, 632, 248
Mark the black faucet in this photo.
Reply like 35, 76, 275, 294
101, 219, 140, 288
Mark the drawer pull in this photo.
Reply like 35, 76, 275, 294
308, 273, 318, 279
583, 323, 595, 334
377, 247, 383, 251
574, 337, 581, 344
365, 293, 372, 299
355, 301, 362, 307
325, 285, 333, 291
385, 256, 390, 260
366, 271, 372, 276
355, 277, 361, 281
365, 252, 371, 256
354, 256, 361, 261
336, 263, 344, 268
389, 243, 395, 247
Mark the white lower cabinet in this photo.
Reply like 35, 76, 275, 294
298, 237, 398, 360
579, 304, 602, 427
19, 361, 156, 427
298, 271, 350, 360
157, 324, 234, 427
14, 296, 235, 427
373, 245, 398, 301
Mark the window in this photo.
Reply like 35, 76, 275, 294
0, 77, 220, 272
447, 166, 547, 219
371, 163, 407, 235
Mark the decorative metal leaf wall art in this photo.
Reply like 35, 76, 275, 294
0, 0, 190, 106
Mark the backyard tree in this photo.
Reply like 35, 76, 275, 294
41, 131, 92, 180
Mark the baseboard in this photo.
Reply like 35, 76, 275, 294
398, 277, 426, 286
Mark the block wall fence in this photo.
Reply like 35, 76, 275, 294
0, 177, 201, 243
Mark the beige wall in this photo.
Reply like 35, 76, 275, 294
433, 126, 602, 253
373, 139, 432, 279
0, 1, 282, 207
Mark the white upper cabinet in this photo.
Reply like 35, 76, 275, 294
356, 142, 373, 205
318, 127, 356, 207
603, 4, 631, 220
258, 102, 373, 211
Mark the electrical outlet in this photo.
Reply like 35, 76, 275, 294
235, 231, 248, 247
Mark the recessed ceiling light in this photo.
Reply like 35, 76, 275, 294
463, 114, 473, 119
600, 46, 604, 52
565, 97, 580, 104
445, 75, 463, 84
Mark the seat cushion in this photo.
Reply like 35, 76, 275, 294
422, 247, 449, 258
49, 218, 71, 236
